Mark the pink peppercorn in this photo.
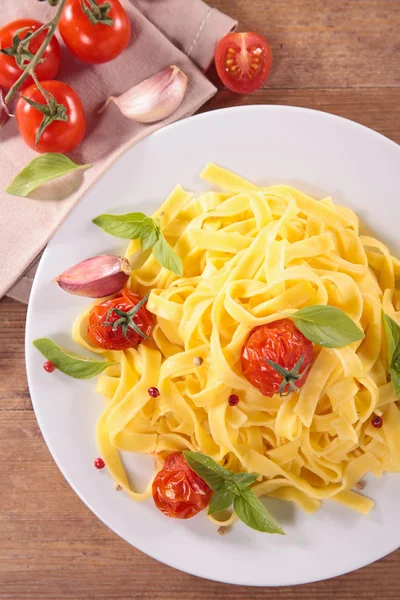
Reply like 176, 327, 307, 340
94, 458, 105, 470
43, 360, 55, 373
371, 415, 383, 429
148, 387, 160, 398
228, 394, 239, 406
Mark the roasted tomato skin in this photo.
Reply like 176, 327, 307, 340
241, 319, 314, 397
152, 452, 212, 519
88, 288, 154, 350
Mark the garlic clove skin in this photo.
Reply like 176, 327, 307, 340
102, 66, 188, 124
54, 255, 131, 298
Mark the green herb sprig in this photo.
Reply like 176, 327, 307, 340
92, 212, 183, 276
183, 451, 284, 535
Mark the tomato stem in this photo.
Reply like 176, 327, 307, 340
22, 71, 68, 146
265, 354, 311, 397
5, 0, 67, 105
0, 27, 38, 71
80, 0, 114, 27
103, 292, 150, 341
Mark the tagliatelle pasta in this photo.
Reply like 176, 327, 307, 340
72, 163, 400, 522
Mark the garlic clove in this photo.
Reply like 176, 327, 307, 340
100, 65, 188, 124
54, 255, 131, 298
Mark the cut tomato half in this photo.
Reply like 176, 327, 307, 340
214, 32, 272, 94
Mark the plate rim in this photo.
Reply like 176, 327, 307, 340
25, 104, 400, 587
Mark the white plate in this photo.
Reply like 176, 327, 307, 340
26, 106, 400, 586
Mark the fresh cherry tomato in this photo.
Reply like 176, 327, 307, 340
59, 0, 131, 64
241, 319, 314, 397
152, 452, 212, 519
0, 19, 61, 90
16, 80, 86, 153
214, 32, 272, 94
88, 288, 154, 351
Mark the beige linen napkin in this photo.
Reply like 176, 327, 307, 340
1, 0, 236, 303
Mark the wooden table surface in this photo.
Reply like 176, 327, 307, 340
1, 1, 400, 598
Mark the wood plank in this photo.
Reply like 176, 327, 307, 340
208, 0, 400, 89
0, 297, 30, 411
0, 411, 399, 600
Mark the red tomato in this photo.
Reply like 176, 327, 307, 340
59, 0, 131, 64
0, 19, 61, 90
241, 319, 314, 397
88, 289, 154, 351
16, 80, 86, 154
214, 32, 272, 94
152, 452, 212, 519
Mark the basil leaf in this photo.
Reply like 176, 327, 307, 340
33, 338, 117, 379
152, 234, 183, 276
93, 211, 183, 276
389, 368, 400, 398
382, 314, 400, 400
208, 487, 235, 515
183, 451, 233, 491
383, 313, 400, 364
6, 154, 91, 198
290, 305, 364, 348
140, 221, 159, 251
92, 212, 149, 240
234, 488, 285, 535
231, 472, 259, 489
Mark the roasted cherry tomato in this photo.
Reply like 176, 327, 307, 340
88, 288, 154, 351
241, 319, 314, 397
16, 80, 86, 153
152, 452, 212, 519
59, 0, 131, 64
0, 19, 61, 90
214, 32, 272, 94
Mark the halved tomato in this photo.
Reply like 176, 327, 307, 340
214, 32, 272, 94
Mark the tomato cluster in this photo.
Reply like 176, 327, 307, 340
1, 1, 273, 153
0, 0, 131, 153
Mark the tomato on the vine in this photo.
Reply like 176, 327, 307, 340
0, 19, 61, 90
59, 0, 131, 64
241, 319, 314, 397
214, 32, 272, 94
88, 288, 154, 351
152, 452, 212, 519
16, 80, 86, 154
